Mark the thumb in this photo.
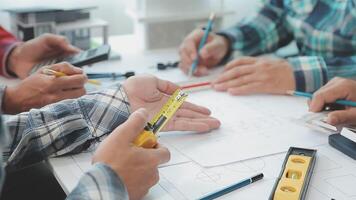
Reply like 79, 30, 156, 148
114, 108, 149, 143
200, 38, 221, 60
327, 109, 356, 125
48, 35, 80, 54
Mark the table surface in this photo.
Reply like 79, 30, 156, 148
2, 35, 354, 200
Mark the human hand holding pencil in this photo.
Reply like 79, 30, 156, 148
3, 62, 87, 114
179, 13, 230, 76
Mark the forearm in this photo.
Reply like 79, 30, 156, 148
67, 163, 129, 200
288, 56, 356, 92
218, 2, 293, 57
4, 84, 131, 170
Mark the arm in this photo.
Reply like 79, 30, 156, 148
67, 163, 129, 200
288, 55, 356, 92
219, 1, 293, 57
0, 26, 20, 77
3, 84, 131, 170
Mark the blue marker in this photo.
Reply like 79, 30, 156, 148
198, 173, 264, 200
189, 13, 216, 77
287, 90, 356, 107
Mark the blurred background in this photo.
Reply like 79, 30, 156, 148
0, 0, 261, 50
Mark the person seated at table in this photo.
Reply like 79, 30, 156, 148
1, 26, 87, 114
179, 0, 356, 95
1, 74, 221, 199
309, 77, 356, 126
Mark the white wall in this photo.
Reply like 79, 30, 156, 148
0, 0, 261, 35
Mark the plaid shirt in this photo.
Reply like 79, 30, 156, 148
0, 27, 19, 78
0, 85, 131, 199
220, 0, 356, 92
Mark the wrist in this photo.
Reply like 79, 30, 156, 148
3, 86, 21, 114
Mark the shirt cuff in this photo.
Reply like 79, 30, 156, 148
2, 42, 21, 78
288, 56, 328, 92
68, 163, 129, 200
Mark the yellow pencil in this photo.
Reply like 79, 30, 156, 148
42, 68, 101, 86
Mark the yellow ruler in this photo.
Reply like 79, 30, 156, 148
133, 89, 188, 148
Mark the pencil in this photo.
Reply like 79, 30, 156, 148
181, 81, 211, 90
198, 173, 264, 200
286, 90, 356, 107
43, 68, 101, 86
189, 13, 215, 77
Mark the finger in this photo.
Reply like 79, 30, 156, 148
179, 50, 193, 70
180, 101, 211, 115
327, 109, 356, 125
199, 36, 221, 60
114, 108, 149, 143
309, 83, 347, 112
47, 34, 81, 54
57, 74, 87, 90
148, 145, 171, 165
50, 62, 83, 75
179, 61, 192, 74
214, 64, 255, 84
57, 88, 86, 100
186, 29, 205, 60
227, 82, 265, 96
175, 108, 211, 119
214, 74, 256, 91
157, 79, 180, 95
194, 65, 210, 76
164, 117, 221, 132
224, 57, 257, 71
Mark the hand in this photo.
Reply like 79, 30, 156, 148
123, 75, 221, 132
212, 57, 296, 95
93, 108, 170, 200
8, 34, 80, 79
3, 62, 87, 114
309, 77, 356, 125
179, 29, 230, 76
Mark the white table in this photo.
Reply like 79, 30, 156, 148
5, 35, 353, 200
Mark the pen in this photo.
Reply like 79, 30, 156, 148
87, 71, 135, 79
198, 173, 264, 200
287, 90, 356, 107
189, 13, 215, 77
43, 68, 101, 86
181, 81, 211, 90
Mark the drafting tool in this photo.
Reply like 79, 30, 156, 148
199, 173, 264, 200
133, 89, 188, 148
42, 68, 101, 86
329, 128, 356, 160
181, 81, 211, 90
189, 13, 215, 76
87, 71, 135, 79
269, 147, 316, 200
286, 90, 354, 108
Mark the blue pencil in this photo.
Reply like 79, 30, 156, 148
198, 173, 264, 200
287, 90, 356, 107
189, 13, 216, 77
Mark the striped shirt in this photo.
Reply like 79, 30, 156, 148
0, 84, 131, 199
220, 0, 356, 92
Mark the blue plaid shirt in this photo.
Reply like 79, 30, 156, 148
220, 0, 356, 92
0, 84, 131, 199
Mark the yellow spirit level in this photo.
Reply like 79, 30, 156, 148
133, 89, 188, 148
269, 147, 317, 200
